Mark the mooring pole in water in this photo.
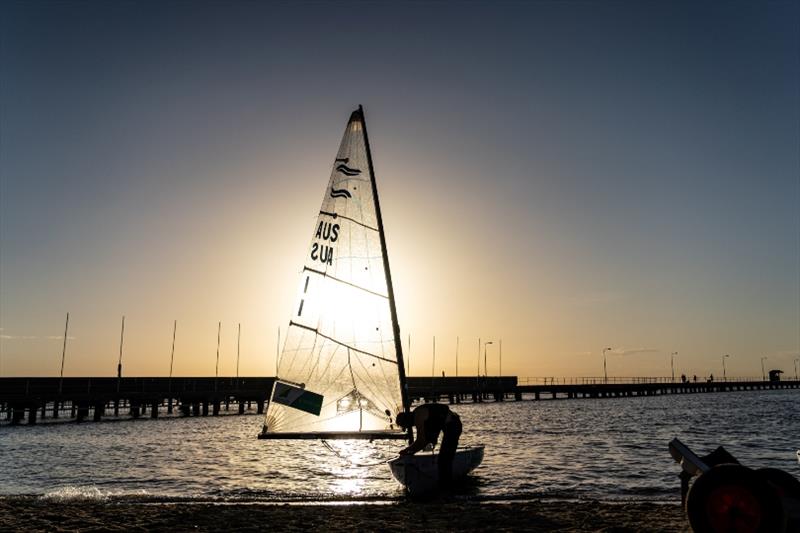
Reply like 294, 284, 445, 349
455, 336, 459, 377
168, 319, 177, 414
215, 321, 221, 392
58, 312, 69, 394
484, 341, 493, 379
236, 323, 241, 379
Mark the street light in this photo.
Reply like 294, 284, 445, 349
795, 358, 799, 381
602, 347, 612, 384
722, 354, 729, 382
760, 356, 767, 381
671, 352, 677, 382
484, 341, 494, 377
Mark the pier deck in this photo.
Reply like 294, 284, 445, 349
1, 376, 797, 425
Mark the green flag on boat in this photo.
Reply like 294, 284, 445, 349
271, 381, 323, 416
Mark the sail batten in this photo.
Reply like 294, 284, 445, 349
318, 211, 379, 232
288, 320, 398, 365
302, 267, 389, 299
262, 108, 405, 439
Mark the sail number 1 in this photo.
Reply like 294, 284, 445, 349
310, 221, 340, 266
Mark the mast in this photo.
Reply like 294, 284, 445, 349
358, 105, 411, 437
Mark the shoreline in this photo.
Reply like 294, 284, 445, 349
0, 496, 689, 532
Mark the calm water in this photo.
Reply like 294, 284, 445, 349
1, 389, 798, 502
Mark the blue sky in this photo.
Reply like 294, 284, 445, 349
1, 1, 798, 379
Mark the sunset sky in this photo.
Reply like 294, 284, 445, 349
1, 1, 798, 380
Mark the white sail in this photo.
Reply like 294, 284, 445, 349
261, 109, 405, 438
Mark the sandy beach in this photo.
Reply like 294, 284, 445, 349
0, 497, 688, 532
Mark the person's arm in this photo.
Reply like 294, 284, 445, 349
399, 409, 428, 455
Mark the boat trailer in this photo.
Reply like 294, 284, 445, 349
669, 438, 800, 532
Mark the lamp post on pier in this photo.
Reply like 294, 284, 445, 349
795, 358, 799, 381
117, 316, 125, 379
760, 356, 767, 382
722, 354, 729, 382
602, 347, 612, 384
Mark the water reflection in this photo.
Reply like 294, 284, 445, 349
1, 390, 798, 501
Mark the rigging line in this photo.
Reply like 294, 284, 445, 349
345, 347, 363, 432
294, 323, 321, 386
363, 362, 402, 416
281, 322, 316, 384
289, 321, 398, 365
342, 326, 397, 410
347, 194, 370, 431
310, 346, 354, 400
298, 340, 326, 392
300, 335, 343, 395
371, 297, 395, 402
277, 329, 302, 379
301, 339, 339, 398
319, 210, 378, 233
303, 267, 388, 300
350, 350, 399, 417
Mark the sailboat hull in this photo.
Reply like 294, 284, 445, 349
388, 445, 485, 494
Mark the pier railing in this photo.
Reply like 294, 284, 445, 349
517, 376, 766, 385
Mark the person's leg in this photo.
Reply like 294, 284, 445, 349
438, 417, 462, 485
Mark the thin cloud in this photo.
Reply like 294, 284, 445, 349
611, 348, 660, 357
45, 335, 77, 340
0, 334, 38, 340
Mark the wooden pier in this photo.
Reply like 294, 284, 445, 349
0, 377, 273, 426
409, 376, 800, 403
0, 376, 797, 426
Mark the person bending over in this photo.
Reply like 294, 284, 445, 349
395, 403, 462, 485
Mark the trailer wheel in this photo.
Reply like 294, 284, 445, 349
755, 467, 800, 499
687, 464, 786, 533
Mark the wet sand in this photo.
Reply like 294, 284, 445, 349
0, 497, 688, 532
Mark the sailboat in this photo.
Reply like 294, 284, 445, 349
258, 106, 484, 493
